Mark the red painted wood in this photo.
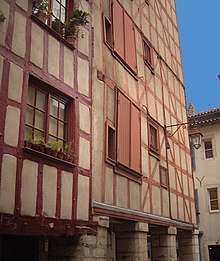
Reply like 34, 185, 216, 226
117, 92, 130, 168
124, 13, 137, 72
130, 104, 141, 172
113, 0, 124, 59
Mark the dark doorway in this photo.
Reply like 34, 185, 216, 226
209, 245, 220, 261
1, 235, 39, 261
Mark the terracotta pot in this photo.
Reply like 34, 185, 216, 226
51, 150, 58, 157
57, 151, 64, 160
45, 147, 52, 155
37, 12, 48, 23
24, 140, 32, 148
67, 35, 76, 45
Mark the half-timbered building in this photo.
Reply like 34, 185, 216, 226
0, 0, 199, 260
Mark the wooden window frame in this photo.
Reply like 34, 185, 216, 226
148, 120, 159, 157
103, 0, 137, 76
106, 120, 116, 164
33, 0, 74, 36
25, 77, 74, 147
143, 39, 154, 72
208, 188, 219, 212
160, 166, 168, 188
203, 139, 213, 159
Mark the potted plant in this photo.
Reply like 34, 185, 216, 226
57, 148, 64, 160
64, 9, 89, 44
31, 136, 45, 152
63, 142, 74, 162
33, 0, 51, 23
24, 136, 33, 148
47, 141, 59, 157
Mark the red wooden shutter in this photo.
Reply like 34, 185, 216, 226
124, 13, 137, 72
117, 92, 130, 167
130, 104, 141, 172
113, 0, 125, 59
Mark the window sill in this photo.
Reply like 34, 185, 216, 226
209, 210, 220, 213
149, 149, 160, 160
114, 163, 142, 184
31, 15, 75, 50
23, 147, 76, 169
144, 60, 155, 74
104, 42, 138, 81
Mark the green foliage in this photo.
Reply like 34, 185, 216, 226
33, 0, 51, 15
64, 10, 89, 38
63, 142, 74, 158
46, 141, 60, 151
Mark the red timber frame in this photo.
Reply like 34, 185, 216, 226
96, 0, 196, 229
0, 0, 96, 236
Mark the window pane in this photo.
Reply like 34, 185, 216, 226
36, 90, 46, 110
49, 117, 58, 136
61, 0, 66, 6
27, 86, 36, 105
205, 140, 212, 149
48, 135, 57, 142
35, 110, 45, 130
210, 189, 217, 200
59, 103, 65, 120
58, 121, 64, 139
205, 150, 213, 159
52, 0, 60, 18
34, 130, 44, 140
50, 97, 59, 117
150, 126, 157, 149
211, 200, 219, 210
107, 87, 115, 123
25, 126, 32, 140
61, 6, 65, 23
25, 106, 34, 126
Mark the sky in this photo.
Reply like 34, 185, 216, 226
175, 0, 220, 113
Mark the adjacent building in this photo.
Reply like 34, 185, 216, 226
189, 106, 220, 261
0, 0, 199, 260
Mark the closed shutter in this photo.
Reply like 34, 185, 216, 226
113, 0, 125, 59
124, 13, 137, 72
130, 104, 141, 172
117, 92, 130, 167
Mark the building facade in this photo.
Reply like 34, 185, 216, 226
189, 107, 220, 261
0, 0, 199, 260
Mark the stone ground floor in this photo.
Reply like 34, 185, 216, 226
0, 216, 200, 261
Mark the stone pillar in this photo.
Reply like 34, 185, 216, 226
151, 226, 177, 261
48, 216, 109, 261
178, 229, 200, 261
116, 221, 148, 261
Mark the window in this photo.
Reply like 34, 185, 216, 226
33, 0, 72, 35
143, 40, 153, 70
103, 0, 137, 73
25, 81, 71, 148
204, 139, 213, 159
117, 92, 141, 173
106, 90, 141, 173
160, 166, 168, 188
149, 122, 159, 154
208, 188, 219, 211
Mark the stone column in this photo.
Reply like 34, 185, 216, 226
151, 226, 177, 261
48, 216, 109, 261
116, 221, 149, 261
178, 229, 200, 261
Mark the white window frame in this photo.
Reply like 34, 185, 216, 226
203, 138, 214, 159
208, 188, 219, 213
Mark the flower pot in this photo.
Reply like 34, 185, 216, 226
24, 140, 32, 148
57, 151, 64, 160
67, 35, 76, 45
51, 150, 58, 157
32, 143, 44, 152
37, 12, 48, 23
45, 147, 52, 155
